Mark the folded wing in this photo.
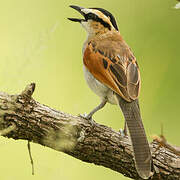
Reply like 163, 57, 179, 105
83, 39, 141, 102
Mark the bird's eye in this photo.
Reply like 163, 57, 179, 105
86, 13, 96, 20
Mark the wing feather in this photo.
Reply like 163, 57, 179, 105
83, 38, 140, 102
127, 62, 141, 99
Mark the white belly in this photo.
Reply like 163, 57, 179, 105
83, 65, 117, 105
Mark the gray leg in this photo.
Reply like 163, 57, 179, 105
119, 122, 128, 137
85, 99, 107, 119
123, 121, 128, 136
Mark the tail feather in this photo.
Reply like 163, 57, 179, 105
116, 95, 152, 179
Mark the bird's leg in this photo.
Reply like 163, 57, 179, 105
123, 121, 128, 136
83, 99, 107, 120
119, 122, 128, 137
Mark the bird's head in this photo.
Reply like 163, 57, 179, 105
68, 5, 119, 36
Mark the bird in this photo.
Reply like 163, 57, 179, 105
68, 5, 152, 179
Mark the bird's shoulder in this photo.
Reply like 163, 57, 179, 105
88, 31, 135, 62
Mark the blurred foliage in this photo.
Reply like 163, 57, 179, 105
0, 0, 179, 179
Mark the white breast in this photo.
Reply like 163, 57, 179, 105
83, 65, 117, 105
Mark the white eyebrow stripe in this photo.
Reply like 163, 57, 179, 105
81, 9, 98, 15
81, 9, 112, 25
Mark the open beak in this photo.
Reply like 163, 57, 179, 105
68, 5, 86, 22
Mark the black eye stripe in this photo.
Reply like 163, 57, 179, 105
86, 13, 96, 19
90, 8, 119, 31
85, 13, 111, 30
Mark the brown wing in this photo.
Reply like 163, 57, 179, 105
83, 36, 141, 102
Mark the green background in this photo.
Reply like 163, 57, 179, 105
0, 0, 179, 179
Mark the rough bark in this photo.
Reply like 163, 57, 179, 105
0, 83, 179, 180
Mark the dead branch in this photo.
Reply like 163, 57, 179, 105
0, 83, 179, 180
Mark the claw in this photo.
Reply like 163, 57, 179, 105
119, 129, 128, 137
85, 114, 93, 120
79, 113, 90, 119
78, 113, 95, 125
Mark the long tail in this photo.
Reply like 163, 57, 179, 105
116, 95, 152, 179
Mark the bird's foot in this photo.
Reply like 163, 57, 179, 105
78, 113, 95, 125
119, 129, 128, 137
79, 113, 91, 120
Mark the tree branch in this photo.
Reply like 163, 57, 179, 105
0, 84, 179, 180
